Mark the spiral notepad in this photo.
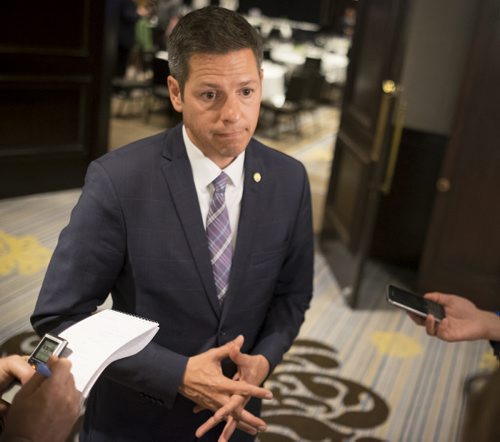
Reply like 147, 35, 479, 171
59, 309, 159, 398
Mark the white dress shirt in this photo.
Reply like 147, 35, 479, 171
183, 125, 245, 249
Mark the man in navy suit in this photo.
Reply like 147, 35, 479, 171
31, 6, 313, 441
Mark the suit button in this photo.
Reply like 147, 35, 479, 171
220, 330, 227, 337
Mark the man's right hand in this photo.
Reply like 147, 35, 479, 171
178, 335, 272, 436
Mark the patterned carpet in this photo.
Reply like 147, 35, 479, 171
258, 252, 495, 441
1, 108, 496, 441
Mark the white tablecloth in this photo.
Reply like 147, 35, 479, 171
261, 60, 286, 106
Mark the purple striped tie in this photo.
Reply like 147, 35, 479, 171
206, 172, 232, 304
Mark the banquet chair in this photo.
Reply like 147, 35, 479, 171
260, 72, 324, 138
261, 75, 307, 138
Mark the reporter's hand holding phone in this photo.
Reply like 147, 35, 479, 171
409, 292, 500, 342
2, 356, 81, 442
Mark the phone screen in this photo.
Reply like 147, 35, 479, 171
387, 285, 445, 321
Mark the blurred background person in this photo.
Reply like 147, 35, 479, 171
156, 0, 183, 50
461, 366, 500, 441
114, 0, 141, 78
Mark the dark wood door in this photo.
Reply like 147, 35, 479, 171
321, 0, 411, 306
0, 0, 113, 198
418, 0, 500, 310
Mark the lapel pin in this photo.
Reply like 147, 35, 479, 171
253, 172, 261, 183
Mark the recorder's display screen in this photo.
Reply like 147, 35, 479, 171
33, 338, 59, 363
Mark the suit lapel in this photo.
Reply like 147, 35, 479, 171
221, 142, 264, 318
160, 126, 221, 318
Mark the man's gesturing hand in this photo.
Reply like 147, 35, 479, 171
195, 340, 271, 440
178, 335, 272, 436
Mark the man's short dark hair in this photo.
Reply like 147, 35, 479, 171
167, 6, 263, 93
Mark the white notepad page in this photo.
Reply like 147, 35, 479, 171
59, 309, 159, 398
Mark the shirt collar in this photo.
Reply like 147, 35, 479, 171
183, 125, 245, 189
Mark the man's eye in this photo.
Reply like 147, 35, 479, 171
202, 91, 217, 100
241, 88, 254, 97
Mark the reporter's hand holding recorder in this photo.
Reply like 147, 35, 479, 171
0, 355, 81, 442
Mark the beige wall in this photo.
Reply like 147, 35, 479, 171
401, 0, 480, 135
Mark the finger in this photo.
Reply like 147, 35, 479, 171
219, 417, 242, 442
228, 343, 248, 367
235, 418, 261, 435
424, 315, 437, 336
215, 395, 267, 430
2, 355, 34, 385
220, 378, 272, 399
213, 395, 245, 422
46, 357, 73, 386
196, 409, 263, 439
236, 407, 267, 430
231, 335, 244, 351
424, 292, 446, 304
16, 370, 46, 396
435, 317, 454, 338
196, 414, 225, 438
211, 335, 245, 360
407, 312, 425, 325
196, 394, 264, 438
193, 404, 206, 413
18, 356, 62, 396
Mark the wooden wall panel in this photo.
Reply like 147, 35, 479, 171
0, 0, 113, 198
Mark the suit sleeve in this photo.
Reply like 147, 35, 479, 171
31, 161, 188, 408
250, 165, 314, 371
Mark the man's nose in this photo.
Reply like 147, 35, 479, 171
221, 94, 242, 123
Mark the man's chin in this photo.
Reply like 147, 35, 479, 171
217, 140, 250, 158
220, 144, 247, 159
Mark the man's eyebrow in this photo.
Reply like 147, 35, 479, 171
198, 82, 221, 88
196, 79, 259, 89
239, 79, 259, 86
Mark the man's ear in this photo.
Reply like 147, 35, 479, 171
167, 76, 183, 112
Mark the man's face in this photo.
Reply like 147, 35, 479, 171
168, 49, 263, 169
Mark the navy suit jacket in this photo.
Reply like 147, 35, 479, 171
31, 124, 313, 441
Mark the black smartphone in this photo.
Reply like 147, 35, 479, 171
386, 284, 445, 322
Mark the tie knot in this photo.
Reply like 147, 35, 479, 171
213, 172, 229, 193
